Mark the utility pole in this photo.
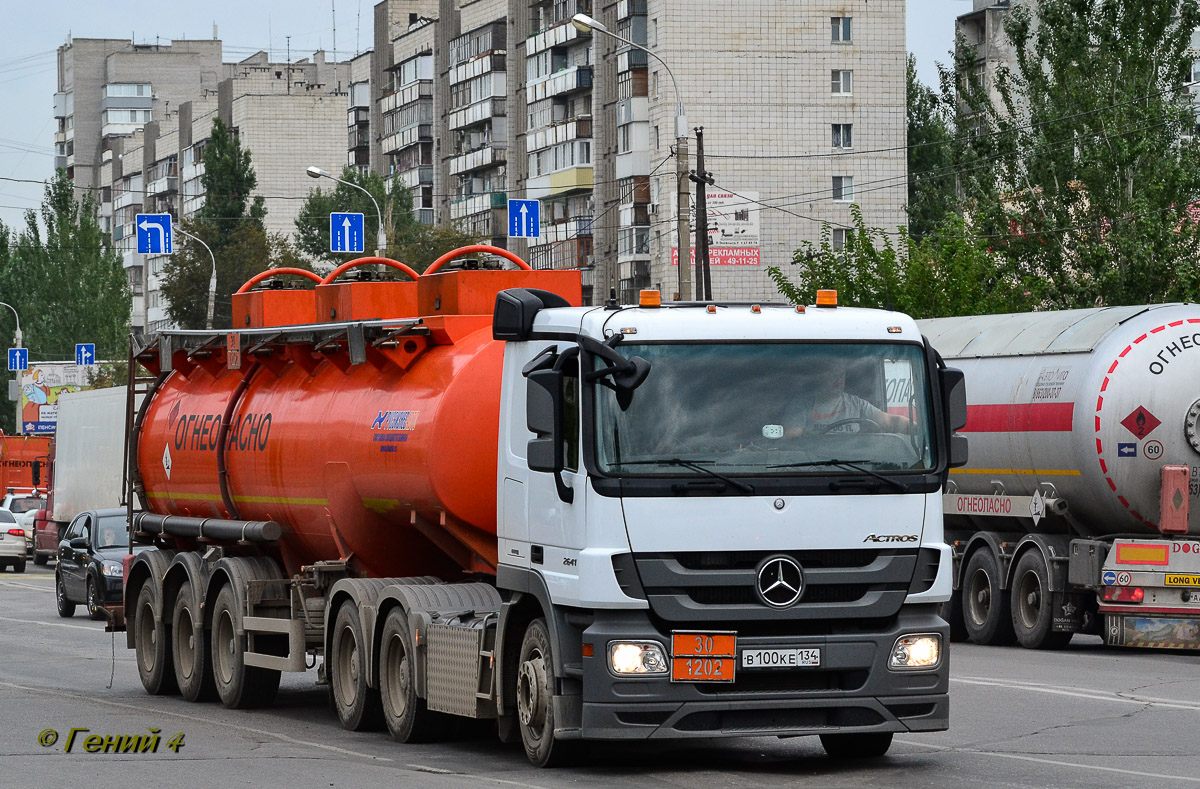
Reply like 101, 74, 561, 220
690, 126, 714, 301
676, 137, 692, 301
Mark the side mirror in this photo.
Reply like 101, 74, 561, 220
31, 460, 41, 487
950, 434, 969, 468
526, 368, 564, 474
69, 536, 87, 550
940, 367, 967, 431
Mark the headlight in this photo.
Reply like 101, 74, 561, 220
608, 641, 668, 675
889, 633, 941, 670
101, 563, 123, 578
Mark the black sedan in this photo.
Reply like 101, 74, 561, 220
56, 508, 148, 620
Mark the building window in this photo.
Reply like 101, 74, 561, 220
833, 176, 854, 202
832, 228, 848, 251
831, 70, 852, 94
832, 123, 853, 148
832, 17, 852, 43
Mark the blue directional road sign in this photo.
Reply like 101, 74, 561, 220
136, 213, 173, 254
7, 348, 27, 372
508, 199, 540, 238
330, 212, 365, 253
75, 343, 96, 366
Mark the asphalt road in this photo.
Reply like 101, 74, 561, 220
3, 563, 1200, 788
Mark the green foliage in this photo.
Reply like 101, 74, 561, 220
294, 167, 483, 272
906, 55, 958, 239
958, 0, 1200, 308
0, 170, 131, 433
162, 118, 305, 329
768, 207, 1034, 319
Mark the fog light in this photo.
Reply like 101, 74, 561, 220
889, 633, 941, 670
608, 641, 668, 675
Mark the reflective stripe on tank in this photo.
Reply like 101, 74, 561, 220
145, 491, 329, 506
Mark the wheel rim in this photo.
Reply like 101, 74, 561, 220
214, 608, 236, 685
137, 598, 156, 673
88, 581, 98, 614
1017, 567, 1043, 630
334, 625, 359, 707
175, 604, 196, 679
516, 647, 549, 739
383, 632, 409, 720
966, 566, 993, 627
56, 577, 65, 605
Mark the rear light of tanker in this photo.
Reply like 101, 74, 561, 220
1102, 586, 1144, 603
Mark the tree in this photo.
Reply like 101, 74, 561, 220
906, 55, 958, 239
958, 0, 1200, 308
294, 167, 481, 273
161, 118, 305, 329
767, 207, 1035, 320
0, 171, 130, 433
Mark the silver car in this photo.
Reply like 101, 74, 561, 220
0, 510, 25, 573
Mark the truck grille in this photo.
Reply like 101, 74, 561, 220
632, 549, 918, 623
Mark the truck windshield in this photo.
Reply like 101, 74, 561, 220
593, 342, 935, 477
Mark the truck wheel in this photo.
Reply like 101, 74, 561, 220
33, 553, 47, 566
938, 590, 969, 642
962, 548, 1016, 645
13, 556, 25, 573
517, 618, 579, 768
87, 577, 104, 620
211, 584, 281, 709
820, 732, 893, 759
134, 583, 177, 695
55, 573, 75, 618
379, 607, 451, 743
1010, 551, 1072, 650
330, 603, 383, 731
172, 580, 215, 702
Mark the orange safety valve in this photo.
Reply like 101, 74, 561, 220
816, 290, 838, 307
640, 290, 662, 307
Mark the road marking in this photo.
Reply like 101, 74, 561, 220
953, 675, 1200, 711
896, 739, 1200, 784
0, 615, 102, 633
0, 578, 54, 592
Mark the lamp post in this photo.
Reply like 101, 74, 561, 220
173, 227, 218, 330
307, 166, 388, 258
0, 302, 21, 434
571, 13, 691, 301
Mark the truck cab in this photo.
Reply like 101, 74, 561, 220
492, 290, 966, 752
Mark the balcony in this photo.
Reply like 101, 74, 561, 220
537, 216, 593, 244
448, 98, 506, 131
382, 124, 433, 155
527, 65, 593, 102
449, 144, 507, 176
527, 117, 591, 153
526, 165, 594, 200
527, 236, 592, 271
381, 81, 433, 114
146, 176, 178, 197
450, 53, 506, 86
527, 22, 581, 57
394, 165, 434, 189
617, 0, 647, 19
449, 192, 506, 220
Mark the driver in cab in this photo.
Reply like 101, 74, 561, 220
787, 358, 913, 436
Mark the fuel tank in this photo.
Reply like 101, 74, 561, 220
134, 260, 581, 578
920, 304, 1200, 536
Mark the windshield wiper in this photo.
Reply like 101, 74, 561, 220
766, 458, 910, 493
608, 458, 755, 494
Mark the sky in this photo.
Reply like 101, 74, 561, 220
0, 0, 966, 232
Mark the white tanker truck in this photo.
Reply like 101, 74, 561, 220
918, 304, 1200, 650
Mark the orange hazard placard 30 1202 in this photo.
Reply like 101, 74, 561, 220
671, 632, 736, 683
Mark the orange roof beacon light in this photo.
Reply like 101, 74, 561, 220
639, 290, 662, 308
816, 289, 838, 308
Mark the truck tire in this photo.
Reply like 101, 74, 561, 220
379, 607, 451, 743
962, 547, 1016, 645
87, 577, 104, 620
211, 584, 281, 709
938, 591, 969, 642
13, 556, 25, 573
134, 583, 177, 695
330, 602, 383, 731
33, 553, 47, 566
820, 732, 893, 759
1010, 550, 1072, 650
172, 580, 215, 702
55, 573, 75, 618
517, 618, 580, 768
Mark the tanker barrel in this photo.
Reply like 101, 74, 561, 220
133, 512, 282, 542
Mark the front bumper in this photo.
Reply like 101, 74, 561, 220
577, 606, 948, 740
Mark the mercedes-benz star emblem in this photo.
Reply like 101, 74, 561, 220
756, 555, 804, 608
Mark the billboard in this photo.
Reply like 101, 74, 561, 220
672, 189, 762, 266
19, 362, 95, 434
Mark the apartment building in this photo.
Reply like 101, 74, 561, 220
56, 38, 349, 333
360, 0, 908, 305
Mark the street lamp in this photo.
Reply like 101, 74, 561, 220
307, 166, 388, 258
571, 13, 691, 301
173, 227, 218, 330
0, 302, 21, 433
